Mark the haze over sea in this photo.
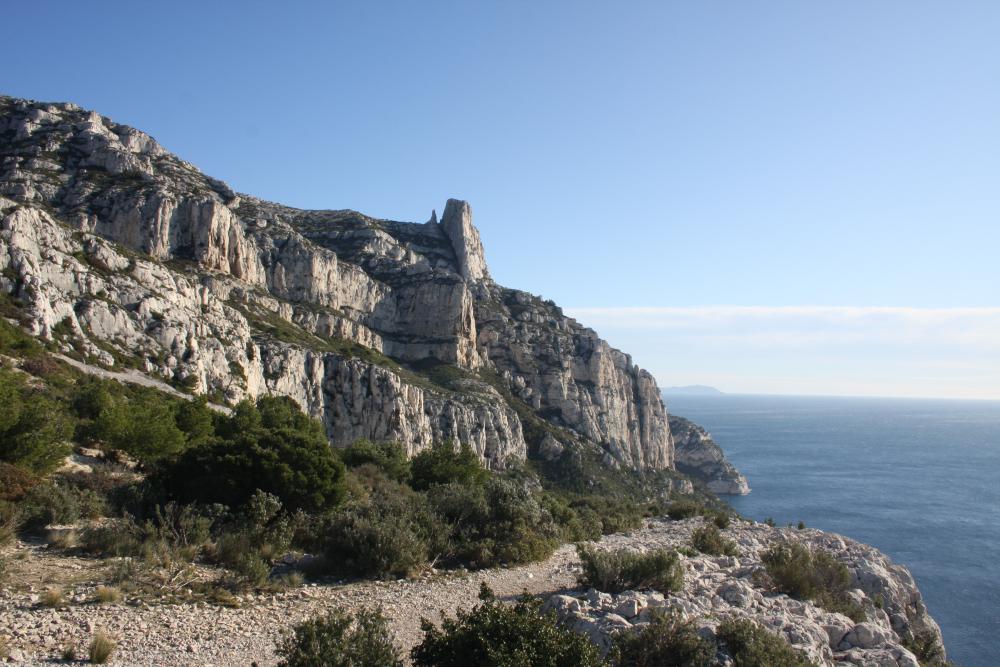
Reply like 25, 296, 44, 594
664, 393, 1000, 667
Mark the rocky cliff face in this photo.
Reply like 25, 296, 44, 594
0, 95, 674, 471
670, 415, 750, 494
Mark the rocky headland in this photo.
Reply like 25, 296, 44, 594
670, 415, 751, 495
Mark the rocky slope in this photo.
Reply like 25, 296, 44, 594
671, 415, 750, 495
0, 95, 670, 471
0, 518, 943, 666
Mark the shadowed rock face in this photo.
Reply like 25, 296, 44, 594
0, 95, 674, 471
670, 415, 750, 494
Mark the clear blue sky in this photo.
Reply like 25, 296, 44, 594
4, 1, 999, 398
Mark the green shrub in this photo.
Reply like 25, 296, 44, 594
212, 492, 293, 586
410, 441, 489, 491
761, 542, 865, 622
569, 496, 647, 535
75, 382, 185, 463
81, 518, 142, 557
715, 618, 813, 667
690, 524, 739, 557
667, 499, 703, 520
159, 399, 345, 512
320, 485, 442, 579
18, 480, 105, 528
81, 501, 213, 565
712, 512, 731, 529
276, 607, 402, 667
174, 396, 215, 446
429, 477, 558, 568
903, 630, 949, 666
0, 369, 73, 472
411, 584, 602, 667
340, 439, 411, 483
609, 609, 714, 667
540, 493, 603, 543
577, 545, 684, 594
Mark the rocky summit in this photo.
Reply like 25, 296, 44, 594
0, 95, 684, 474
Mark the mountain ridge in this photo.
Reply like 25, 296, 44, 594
0, 94, 677, 479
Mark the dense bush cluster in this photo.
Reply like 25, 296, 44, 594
690, 524, 739, 557
608, 609, 714, 667
276, 607, 402, 667
715, 618, 814, 666
411, 584, 603, 667
760, 541, 866, 622
576, 545, 684, 594
315, 440, 562, 577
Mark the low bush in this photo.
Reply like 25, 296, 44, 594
690, 524, 739, 557
761, 542, 865, 622
0, 462, 38, 501
17, 479, 106, 528
46, 528, 79, 550
276, 607, 402, 667
88, 632, 115, 664
340, 439, 411, 483
609, 609, 714, 667
716, 618, 813, 667
903, 630, 949, 666
577, 545, 684, 594
320, 485, 442, 579
568, 496, 648, 536
411, 584, 603, 667
429, 477, 559, 568
667, 499, 703, 520
211, 492, 293, 586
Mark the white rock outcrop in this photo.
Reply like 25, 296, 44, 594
0, 95, 675, 471
546, 518, 944, 666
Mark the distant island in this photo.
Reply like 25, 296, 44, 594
661, 385, 725, 396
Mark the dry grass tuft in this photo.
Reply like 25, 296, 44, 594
95, 585, 122, 604
40, 586, 64, 608
88, 631, 115, 664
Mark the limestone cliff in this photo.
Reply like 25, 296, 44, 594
670, 415, 750, 495
0, 95, 673, 472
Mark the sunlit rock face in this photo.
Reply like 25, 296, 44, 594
0, 95, 675, 471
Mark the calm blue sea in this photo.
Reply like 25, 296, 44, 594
664, 394, 1000, 667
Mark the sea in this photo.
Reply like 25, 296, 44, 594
663, 393, 1000, 667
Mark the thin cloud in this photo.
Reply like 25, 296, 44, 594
562, 306, 1000, 399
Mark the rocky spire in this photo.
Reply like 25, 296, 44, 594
429, 209, 438, 224
440, 199, 490, 282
